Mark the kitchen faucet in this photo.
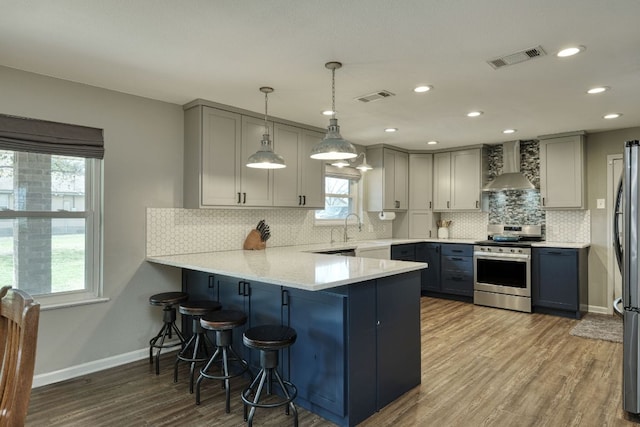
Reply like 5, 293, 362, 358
343, 213, 362, 242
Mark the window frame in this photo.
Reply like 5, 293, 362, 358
314, 169, 362, 227
0, 155, 104, 309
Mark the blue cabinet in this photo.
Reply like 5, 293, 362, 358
440, 244, 474, 297
391, 243, 416, 260
532, 247, 589, 319
416, 243, 441, 292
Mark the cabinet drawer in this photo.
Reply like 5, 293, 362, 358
441, 274, 473, 296
441, 269, 473, 283
441, 244, 473, 257
441, 255, 472, 273
391, 244, 416, 261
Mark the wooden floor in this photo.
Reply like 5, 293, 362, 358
27, 297, 639, 426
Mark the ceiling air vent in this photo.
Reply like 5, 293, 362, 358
355, 90, 395, 103
487, 45, 546, 70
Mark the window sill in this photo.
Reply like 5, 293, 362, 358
40, 297, 110, 311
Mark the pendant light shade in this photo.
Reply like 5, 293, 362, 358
246, 87, 286, 169
310, 62, 357, 160
330, 152, 373, 171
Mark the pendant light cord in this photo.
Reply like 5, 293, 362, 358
264, 91, 269, 136
331, 67, 336, 118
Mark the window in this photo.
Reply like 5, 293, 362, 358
315, 165, 361, 223
0, 114, 104, 308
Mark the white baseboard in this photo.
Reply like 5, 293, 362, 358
583, 304, 611, 315
32, 339, 180, 388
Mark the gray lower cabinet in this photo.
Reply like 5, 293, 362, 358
440, 244, 474, 297
532, 247, 589, 319
182, 268, 421, 427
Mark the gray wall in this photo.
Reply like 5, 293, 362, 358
0, 66, 184, 375
586, 127, 639, 310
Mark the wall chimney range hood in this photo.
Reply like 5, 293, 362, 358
483, 140, 536, 191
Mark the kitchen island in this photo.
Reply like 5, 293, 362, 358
147, 248, 426, 427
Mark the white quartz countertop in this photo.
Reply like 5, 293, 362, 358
147, 246, 427, 292
531, 241, 591, 249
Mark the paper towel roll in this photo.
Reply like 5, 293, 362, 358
378, 211, 396, 221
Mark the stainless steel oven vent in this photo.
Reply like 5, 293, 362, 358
483, 141, 536, 191
487, 45, 546, 69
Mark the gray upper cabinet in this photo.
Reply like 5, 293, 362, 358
365, 146, 409, 211
273, 124, 325, 208
184, 102, 324, 209
539, 132, 586, 209
408, 153, 435, 238
433, 148, 487, 211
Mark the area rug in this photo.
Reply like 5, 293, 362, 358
570, 313, 623, 343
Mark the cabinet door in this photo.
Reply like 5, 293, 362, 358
409, 153, 433, 210
408, 211, 434, 238
287, 288, 346, 416
245, 281, 283, 373
299, 131, 325, 208
539, 135, 584, 209
433, 152, 451, 210
376, 272, 421, 409
181, 269, 217, 336
391, 243, 416, 261
416, 243, 440, 292
201, 107, 242, 206
383, 148, 397, 210
394, 150, 409, 210
240, 116, 273, 206
451, 149, 481, 210
273, 123, 302, 207
533, 248, 578, 310
216, 275, 251, 361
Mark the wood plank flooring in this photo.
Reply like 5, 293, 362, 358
26, 297, 638, 426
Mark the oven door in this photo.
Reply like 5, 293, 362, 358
474, 251, 531, 297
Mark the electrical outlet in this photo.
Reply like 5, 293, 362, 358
597, 198, 606, 209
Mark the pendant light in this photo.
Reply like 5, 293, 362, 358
246, 87, 286, 169
330, 152, 373, 171
310, 61, 357, 160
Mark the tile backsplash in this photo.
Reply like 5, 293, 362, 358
146, 208, 392, 256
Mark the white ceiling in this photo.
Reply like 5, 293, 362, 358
1, 0, 639, 150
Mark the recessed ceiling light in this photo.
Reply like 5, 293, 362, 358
467, 111, 483, 117
587, 86, 609, 94
321, 110, 335, 116
604, 113, 622, 119
414, 85, 432, 93
384, 128, 398, 133
426, 140, 438, 145
557, 46, 585, 57
503, 129, 517, 134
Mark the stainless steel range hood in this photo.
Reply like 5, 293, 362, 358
483, 140, 535, 191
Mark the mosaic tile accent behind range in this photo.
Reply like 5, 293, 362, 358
486, 140, 545, 225
146, 208, 392, 256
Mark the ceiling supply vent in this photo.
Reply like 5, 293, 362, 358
487, 45, 546, 70
355, 90, 395, 103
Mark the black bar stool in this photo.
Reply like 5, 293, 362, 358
174, 300, 222, 393
241, 325, 298, 427
195, 309, 250, 412
148, 291, 189, 375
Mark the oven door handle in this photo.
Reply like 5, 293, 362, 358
474, 252, 530, 261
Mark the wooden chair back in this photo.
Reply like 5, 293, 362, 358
0, 286, 40, 426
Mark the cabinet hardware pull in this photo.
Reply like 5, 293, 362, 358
447, 201, 450, 209
282, 289, 289, 306
298, 195, 302, 205
429, 201, 432, 209
303, 195, 306, 205
208, 275, 215, 289
452, 249, 463, 253
429, 230, 432, 238
475, 200, 479, 208
548, 251, 563, 255
237, 192, 241, 204
237, 281, 243, 295
243, 192, 247, 204
451, 257, 463, 261
395, 200, 400, 208
542, 197, 545, 206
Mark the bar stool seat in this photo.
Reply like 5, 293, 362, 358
195, 310, 250, 412
149, 291, 189, 375
174, 300, 222, 393
241, 325, 298, 427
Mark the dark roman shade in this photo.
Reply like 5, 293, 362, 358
0, 113, 104, 159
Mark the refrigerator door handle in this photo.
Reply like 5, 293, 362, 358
615, 177, 624, 273
614, 297, 624, 317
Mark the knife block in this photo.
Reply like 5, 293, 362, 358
243, 229, 266, 250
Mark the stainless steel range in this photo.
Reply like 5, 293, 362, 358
473, 224, 543, 313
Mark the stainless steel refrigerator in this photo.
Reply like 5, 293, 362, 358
614, 139, 640, 414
